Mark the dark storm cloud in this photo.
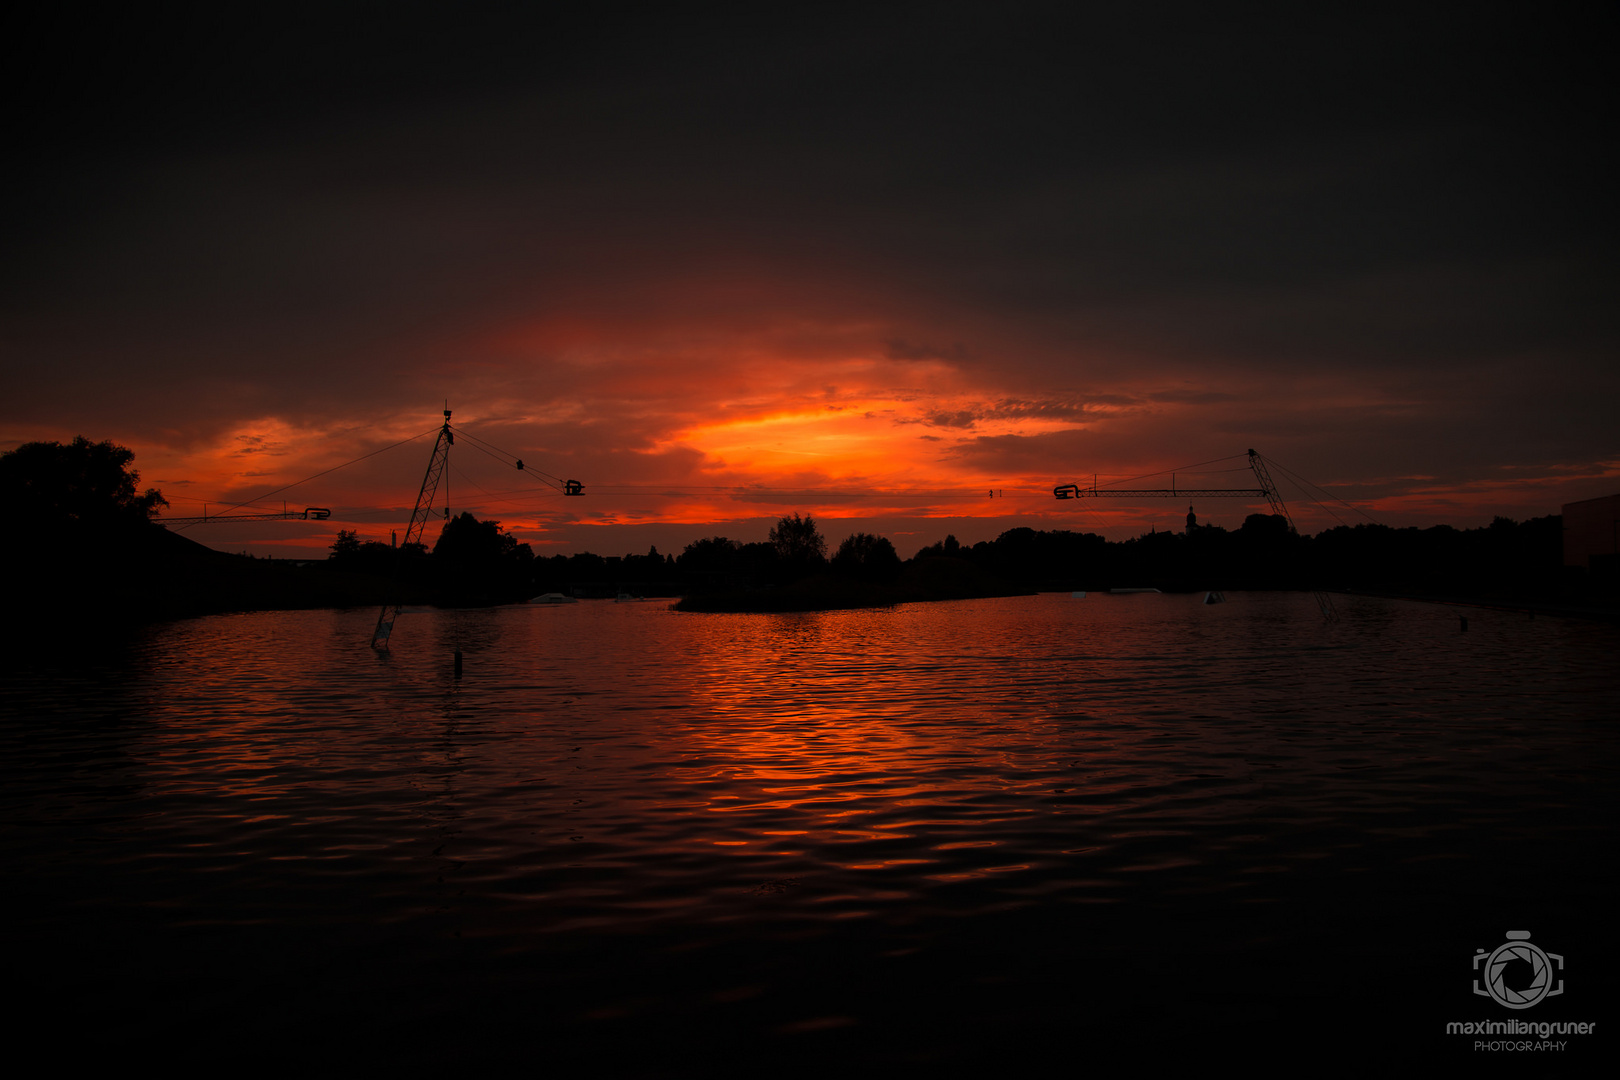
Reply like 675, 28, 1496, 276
922, 411, 980, 430
899, 396, 1099, 430
989, 398, 1095, 421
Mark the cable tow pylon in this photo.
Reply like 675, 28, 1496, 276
372, 408, 455, 649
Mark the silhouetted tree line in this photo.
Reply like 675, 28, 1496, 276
908, 513, 1571, 598
524, 514, 903, 599
332, 507, 1574, 603
326, 512, 540, 605
529, 545, 680, 599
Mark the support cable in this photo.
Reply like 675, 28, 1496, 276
1093, 454, 1250, 489
171, 427, 439, 531
452, 424, 570, 490
1263, 457, 1383, 526
451, 423, 581, 495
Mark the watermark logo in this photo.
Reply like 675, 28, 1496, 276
1448, 930, 1595, 1050
1474, 930, 1563, 1010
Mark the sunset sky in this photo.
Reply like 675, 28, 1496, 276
4, 5, 1615, 559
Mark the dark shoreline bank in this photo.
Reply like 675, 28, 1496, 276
1344, 588, 1620, 623
12, 507, 1613, 630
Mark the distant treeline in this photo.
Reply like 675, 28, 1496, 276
324, 511, 910, 604
910, 513, 1571, 597
325, 509, 1577, 605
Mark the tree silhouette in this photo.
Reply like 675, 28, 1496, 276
328, 529, 422, 577
431, 512, 534, 602
3, 437, 178, 624
769, 512, 826, 562
330, 529, 363, 560
769, 512, 827, 581
832, 532, 901, 581
679, 536, 742, 573
2, 436, 166, 531
434, 512, 525, 563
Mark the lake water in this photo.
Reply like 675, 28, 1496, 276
4, 593, 1616, 1070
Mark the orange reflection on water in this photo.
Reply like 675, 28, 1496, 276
645, 604, 1080, 876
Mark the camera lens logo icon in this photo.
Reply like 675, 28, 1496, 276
1473, 931, 1564, 1010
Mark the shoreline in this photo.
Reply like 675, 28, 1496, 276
1341, 588, 1620, 623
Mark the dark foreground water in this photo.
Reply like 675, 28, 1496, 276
4, 593, 1616, 1071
